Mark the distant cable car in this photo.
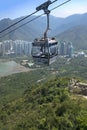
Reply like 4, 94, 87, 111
31, 0, 58, 65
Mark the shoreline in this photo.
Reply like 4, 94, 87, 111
0, 61, 32, 77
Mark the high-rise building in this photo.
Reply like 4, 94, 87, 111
0, 42, 2, 55
59, 41, 66, 55
13, 40, 32, 56
66, 42, 73, 58
24, 41, 31, 55
13, 40, 23, 56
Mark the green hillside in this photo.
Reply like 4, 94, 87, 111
0, 56, 87, 105
0, 76, 87, 130
57, 25, 87, 50
0, 68, 51, 106
0, 56, 87, 129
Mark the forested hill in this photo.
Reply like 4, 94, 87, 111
0, 13, 87, 49
0, 75, 87, 130
57, 25, 87, 50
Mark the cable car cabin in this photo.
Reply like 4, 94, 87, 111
31, 38, 58, 65
31, 1, 58, 65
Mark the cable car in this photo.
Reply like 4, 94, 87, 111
31, 37, 58, 65
31, 0, 58, 65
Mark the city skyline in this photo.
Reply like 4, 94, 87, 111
0, 0, 87, 20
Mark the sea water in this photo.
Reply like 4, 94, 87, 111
0, 61, 26, 77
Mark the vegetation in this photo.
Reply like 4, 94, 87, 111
50, 56, 87, 80
0, 77, 87, 130
0, 68, 51, 106
0, 56, 87, 129
0, 56, 87, 105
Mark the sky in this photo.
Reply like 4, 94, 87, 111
0, 0, 87, 20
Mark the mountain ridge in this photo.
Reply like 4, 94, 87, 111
57, 25, 87, 50
0, 12, 87, 49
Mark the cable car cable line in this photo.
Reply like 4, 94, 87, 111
0, 0, 59, 35
0, 0, 71, 39
0, 11, 38, 34
0, 14, 44, 39
51, 0, 71, 11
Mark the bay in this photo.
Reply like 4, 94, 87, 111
0, 61, 29, 77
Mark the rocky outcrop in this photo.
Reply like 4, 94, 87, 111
69, 79, 87, 96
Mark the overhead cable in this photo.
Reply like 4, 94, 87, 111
51, 0, 71, 11
0, 0, 71, 39
0, 11, 38, 34
0, 14, 44, 39
0, 0, 59, 34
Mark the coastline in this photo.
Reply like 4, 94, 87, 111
0, 61, 31, 77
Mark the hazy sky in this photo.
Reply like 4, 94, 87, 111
0, 0, 87, 19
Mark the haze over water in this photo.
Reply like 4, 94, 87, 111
0, 61, 29, 77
